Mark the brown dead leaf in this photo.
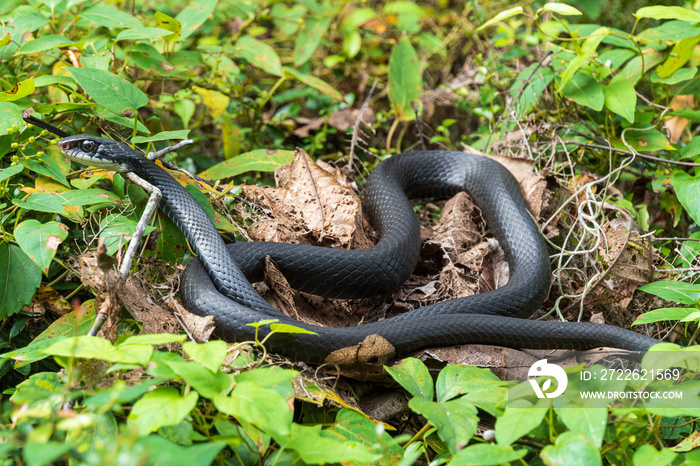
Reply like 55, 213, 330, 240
168, 299, 215, 342
478, 239, 509, 294
324, 334, 396, 374
425, 192, 480, 264
34, 285, 71, 316
665, 95, 693, 143
328, 107, 376, 132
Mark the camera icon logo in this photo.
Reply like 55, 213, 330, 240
528, 359, 568, 399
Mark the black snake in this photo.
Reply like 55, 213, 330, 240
58, 135, 660, 363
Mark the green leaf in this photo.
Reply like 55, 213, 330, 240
388, 36, 422, 121
155, 11, 181, 42
233, 35, 282, 76
448, 444, 527, 466
283, 423, 380, 464
657, 37, 700, 78
294, 16, 332, 67
234, 367, 297, 400
10, 372, 62, 405
327, 409, 403, 465
0, 164, 24, 182
616, 128, 673, 152
408, 397, 478, 454
635, 6, 700, 22
633, 307, 698, 325
120, 334, 187, 346
131, 130, 190, 144
59, 188, 120, 207
494, 399, 549, 445
559, 28, 607, 91
80, 5, 143, 28
0, 77, 35, 102
0, 102, 23, 134
44, 336, 154, 365
164, 357, 233, 399
541, 432, 602, 466
651, 67, 697, 84
23, 157, 69, 187
137, 436, 226, 466
672, 171, 700, 226
562, 73, 604, 111
476, 7, 524, 31
2, 303, 95, 368
128, 387, 199, 435
176, 0, 219, 41
67, 67, 148, 116
16, 34, 72, 54
15, 220, 68, 275
541, 3, 582, 16
272, 3, 307, 35
65, 412, 118, 461
115, 27, 176, 42
510, 61, 556, 118
384, 357, 434, 400
183, 340, 228, 373
13, 192, 67, 215
436, 364, 504, 402
602, 74, 636, 123
213, 381, 292, 437
639, 280, 700, 305
22, 441, 73, 466
632, 445, 678, 466
556, 407, 607, 447
0, 243, 41, 318
283, 67, 343, 101
198, 149, 294, 180
269, 323, 319, 335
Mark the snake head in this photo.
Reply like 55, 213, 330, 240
57, 134, 140, 172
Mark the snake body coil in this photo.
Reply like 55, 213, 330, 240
58, 135, 660, 363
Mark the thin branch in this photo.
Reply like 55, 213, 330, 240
347, 80, 377, 170
564, 141, 700, 167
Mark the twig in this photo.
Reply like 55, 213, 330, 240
413, 101, 426, 150
347, 80, 377, 170
147, 139, 194, 160
299, 148, 325, 240
564, 141, 700, 167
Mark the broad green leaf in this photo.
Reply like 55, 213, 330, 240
164, 358, 233, 399
511, 62, 555, 118
603, 74, 636, 123
494, 399, 549, 445
283, 67, 343, 101
115, 27, 175, 42
269, 323, 319, 335
80, 6, 143, 28
556, 408, 607, 447
128, 387, 199, 434
615, 128, 673, 152
67, 67, 148, 115
541, 3, 582, 16
559, 28, 607, 91
656, 37, 700, 78
635, 6, 700, 22
651, 67, 697, 85
672, 171, 700, 225
327, 409, 403, 466
15, 220, 68, 275
639, 280, 700, 305
198, 149, 294, 179
183, 340, 228, 373
137, 436, 226, 466
384, 357, 434, 400
59, 188, 120, 206
233, 35, 282, 76
14, 192, 69, 215
10, 372, 62, 405
44, 336, 153, 365
0, 77, 35, 102
23, 157, 69, 187
0, 243, 41, 318
234, 367, 298, 397
283, 423, 380, 464
22, 442, 73, 466
192, 86, 229, 118
632, 445, 677, 466
176, 0, 219, 41
271, 3, 307, 35
408, 397, 478, 454
636, 21, 700, 42
295, 15, 332, 67
65, 412, 118, 461
388, 36, 422, 121
132, 130, 190, 144
476, 7, 524, 31
449, 444, 526, 466
213, 381, 292, 437
0, 164, 24, 182
120, 334, 186, 346
1, 302, 95, 368
154, 11, 181, 42
436, 364, 504, 402
619, 50, 665, 85
16, 35, 72, 54
562, 73, 604, 111
0, 102, 23, 134
633, 308, 698, 325
384, 1, 426, 33
541, 432, 602, 466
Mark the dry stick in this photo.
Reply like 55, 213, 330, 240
346, 80, 378, 171
299, 149, 325, 241
87, 172, 162, 337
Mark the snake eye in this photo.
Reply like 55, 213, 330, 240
80, 140, 96, 152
